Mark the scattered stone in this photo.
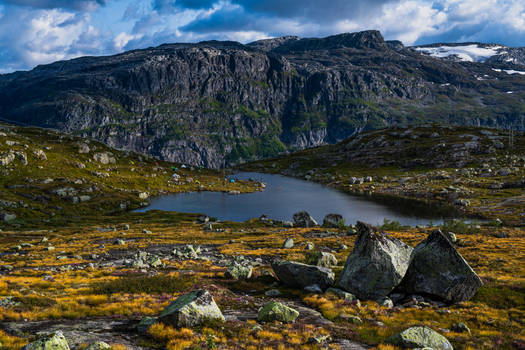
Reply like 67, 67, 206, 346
311, 251, 338, 268
257, 301, 299, 323
282, 238, 294, 249
265, 289, 281, 297
138, 192, 149, 200
86, 342, 111, 350
225, 261, 253, 280
325, 288, 357, 301
339, 314, 362, 324
22, 331, 70, 350
451, 322, 471, 334
323, 213, 344, 228
304, 284, 323, 293
337, 221, 413, 300
305, 242, 315, 250
93, 152, 116, 165
400, 230, 483, 303
158, 290, 225, 328
272, 260, 335, 290
173, 245, 199, 259
385, 326, 453, 350
377, 296, 394, 308
293, 211, 318, 228
33, 149, 47, 160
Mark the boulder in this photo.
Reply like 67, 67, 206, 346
323, 214, 344, 228
225, 261, 253, 280
282, 238, 294, 248
257, 301, 299, 323
272, 260, 334, 290
1, 212, 16, 222
137, 316, 157, 334
22, 331, 70, 350
337, 221, 413, 300
385, 326, 453, 350
86, 342, 111, 350
400, 230, 483, 303
93, 152, 116, 164
293, 211, 318, 227
0, 152, 15, 166
158, 290, 224, 328
312, 251, 338, 268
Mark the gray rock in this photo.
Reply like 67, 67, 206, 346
1, 212, 16, 222
446, 232, 457, 243
93, 152, 116, 165
22, 331, 70, 350
33, 149, 47, 160
225, 261, 253, 280
293, 211, 318, 228
304, 284, 323, 293
309, 251, 338, 268
385, 326, 453, 349
377, 296, 394, 308
305, 242, 315, 250
257, 301, 299, 323
400, 230, 483, 303
265, 289, 281, 297
451, 322, 470, 334
323, 213, 344, 228
158, 289, 225, 328
0, 152, 15, 166
337, 221, 413, 300
272, 260, 335, 290
282, 238, 294, 249
86, 342, 111, 350
325, 288, 357, 301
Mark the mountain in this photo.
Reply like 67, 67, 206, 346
0, 30, 524, 168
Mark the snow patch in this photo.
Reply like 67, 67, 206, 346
493, 68, 525, 75
415, 44, 503, 62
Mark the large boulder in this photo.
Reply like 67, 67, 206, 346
337, 221, 413, 300
158, 289, 225, 328
293, 211, 318, 227
400, 230, 483, 303
22, 331, 70, 350
272, 260, 334, 290
385, 326, 453, 349
323, 213, 344, 228
257, 301, 299, 323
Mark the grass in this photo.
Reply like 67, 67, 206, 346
93, 274, 199, 295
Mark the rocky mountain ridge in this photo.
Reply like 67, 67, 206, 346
0, 30, 524, 168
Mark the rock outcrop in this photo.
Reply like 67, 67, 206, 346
337, 222, 413, 300
400, 230, 483, 303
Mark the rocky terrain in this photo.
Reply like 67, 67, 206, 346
0, 123, 524, 350
0, 31, 524, 167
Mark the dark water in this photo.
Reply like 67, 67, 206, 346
135, 172, 462, 226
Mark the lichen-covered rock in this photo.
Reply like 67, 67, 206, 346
158, 289, 225, 328
312, 251, 338, 268
385, 326, 453, 349
400, 230, 483, 303
22, 331, 70, 350
86, 342, 111, 350
0, 152, 15, 166
225, 261, 253, 280
272, 260, 334, 290
337, 221, 413, 300
93, 152, 116, 165
257, 301, 299, 323
137, 316, 157, 334
282, 238, 294, 248
323, 213, 344, 228
293, 211, 318, 227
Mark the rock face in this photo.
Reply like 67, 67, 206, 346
0, 31, 523, 168
257, 301, 299, 322
293, 211, 318, 228
323, 214, 344, 227
22, 331, 70, 350
272, 260, 334, 290
337, 222, 413, 300
385, 326, 453, 350
158, 289, 225, 328
400, 230, 483, 303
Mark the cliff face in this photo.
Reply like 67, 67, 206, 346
0, 30, 524, 168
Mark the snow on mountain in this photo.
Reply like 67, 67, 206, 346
414, 44, 504, 62
492, 68, 525, 75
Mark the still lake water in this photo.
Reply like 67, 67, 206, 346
136, 172, 460, 226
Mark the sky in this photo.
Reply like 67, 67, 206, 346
0, 0, 524, 73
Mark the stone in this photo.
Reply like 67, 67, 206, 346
325, 288, 357, 301
377, 296, 394, 308
1, 212, 16, 222
282, 221, 294, 228
115, 239, 126, 245
446, 232, 457, 243
138, 192, 149, 199
22, 331, 70, 350
337, 221, 413, 300
225, 261, 253, 280
137, 316, 157, 334
385, 326, 453, 350
312, 251, 338, 268
86, 342, 111, 350
93, 152, 116, 164
293, 211, 318, 228
78, 143, 90, 154
257, 301, 299, 323
305, 242, 315, 250
400, 230, 483, 303
323, 213, 345, 228
265, 289, 281, 297
282, 238, 294, 248
451, 322, 470, 334
158, 290, 224, 328
272, 260, 335, 290
0, 152, 15, 166
15, 151, 28, 165
33, 149, 47, 160
304, 284, 323, 293
339, 314, 362, 324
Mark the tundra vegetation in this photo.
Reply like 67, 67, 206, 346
0, 123, 523, 350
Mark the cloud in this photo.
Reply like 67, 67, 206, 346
2, 0, 107, 12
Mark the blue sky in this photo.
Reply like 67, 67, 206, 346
0, 0, 524, 73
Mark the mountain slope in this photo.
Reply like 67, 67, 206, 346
0, 30, 524, 168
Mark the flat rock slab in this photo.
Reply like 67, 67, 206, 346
1, 318, 148, 350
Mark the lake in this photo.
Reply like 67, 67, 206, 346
135, 172, 462, 226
